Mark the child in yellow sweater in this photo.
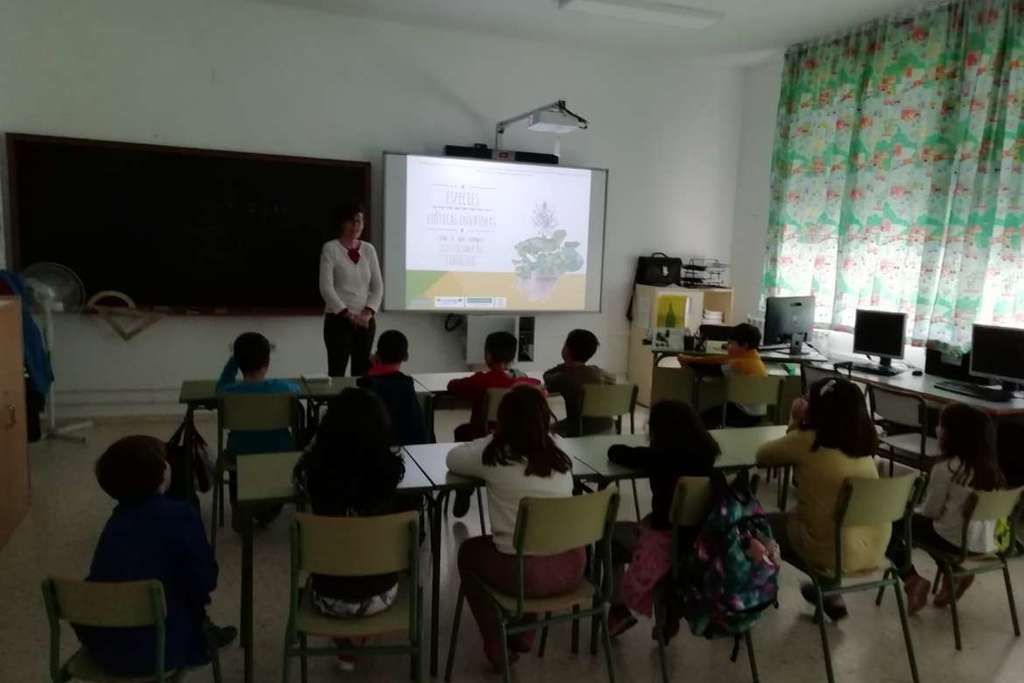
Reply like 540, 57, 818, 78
678, 323, 768, 427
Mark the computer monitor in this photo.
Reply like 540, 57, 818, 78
971, 324, 1024, 389
852, 309, 906, 373
763, 296, 815, 355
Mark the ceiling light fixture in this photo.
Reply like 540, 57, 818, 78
558, 0, 723, 29
495, 100, 589, 149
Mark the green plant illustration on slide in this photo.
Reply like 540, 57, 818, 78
512, 201, 584, 301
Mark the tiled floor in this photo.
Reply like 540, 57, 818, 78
2, 407, 1024, 682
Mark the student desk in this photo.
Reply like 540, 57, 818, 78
411, 371, 547, 395
825, 365, 1024, 417
563, 425, 787, 482
651, 346, 831, 367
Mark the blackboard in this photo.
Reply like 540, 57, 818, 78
5, 134, 370, 313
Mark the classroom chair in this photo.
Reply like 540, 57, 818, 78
580, 382, 642, 520
417, 391, 436, 444
41, 577, 223, 683
866, 385, 941, 476
211, 393, 300, 549
444, 488, 620, 683
282, 511, 423, 683
655, 477, 760, 683
881, 486, 1024, 651
802, 476, 922, 683
722, 375, 784, 427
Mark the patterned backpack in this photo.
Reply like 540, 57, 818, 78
679, 472, 780, 639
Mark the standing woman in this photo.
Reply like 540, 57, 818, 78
320, 204, 383, 377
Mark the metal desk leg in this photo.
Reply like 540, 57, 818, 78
241, 508, 254, 683
428, 493, 445, 677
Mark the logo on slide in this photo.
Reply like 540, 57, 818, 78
512, 201, 585, 301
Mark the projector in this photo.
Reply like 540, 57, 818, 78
527, 109, 583, 134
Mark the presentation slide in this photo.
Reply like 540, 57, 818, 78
384, 154, 606, 312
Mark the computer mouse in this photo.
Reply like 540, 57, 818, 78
912, 369, 923, 377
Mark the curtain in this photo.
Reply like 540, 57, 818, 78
764, 0, 1024, 353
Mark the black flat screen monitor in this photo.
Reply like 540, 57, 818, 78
971, 324, 1024, 387
853, 309, 906, 368
764, 296, 814, 353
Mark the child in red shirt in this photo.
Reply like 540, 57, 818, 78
448, 331, 540, 442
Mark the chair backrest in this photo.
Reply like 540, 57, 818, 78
580, 383, 637, 419
293, 511, 418, 577
801, 364, 838, 394
669, 477, 712, 527
416, 391, 435, 443
515, 488, 619, 556
219, 392, 296, 431
485, 388, 509, 424
836, 476, 919, 527
966, 487, 1024, 522
725, 375, 783, 407
867, 385, 924, 429
43, 577, 164, 627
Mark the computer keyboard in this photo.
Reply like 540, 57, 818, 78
934, 380, 1012, 403
850, 362, 901, 377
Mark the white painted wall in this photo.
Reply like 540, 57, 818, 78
730, 56, 784, 323
0, 0, 744, 416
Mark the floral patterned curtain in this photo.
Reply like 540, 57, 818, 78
764, 0, 1024, 352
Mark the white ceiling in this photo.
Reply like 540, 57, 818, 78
261, 0, 926, 59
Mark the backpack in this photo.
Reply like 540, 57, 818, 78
679, 472, 780, 639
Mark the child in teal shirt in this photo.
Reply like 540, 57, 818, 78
217, 332, 299, 528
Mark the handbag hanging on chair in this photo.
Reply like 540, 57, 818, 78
166, 417, 214, 507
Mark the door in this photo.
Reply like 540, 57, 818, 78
0, 297, 29, 549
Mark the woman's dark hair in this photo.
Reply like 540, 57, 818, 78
482, 385, 571, 477
805, 378, 877, 457
303, 388, 405, 515
95, 435, 167, 501
648, 400, 720, 465
334, 202, 366, 227
939, 403, 1006, 491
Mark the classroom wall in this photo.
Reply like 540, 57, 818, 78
729, 56, 784, 323
0, 0, 744, 416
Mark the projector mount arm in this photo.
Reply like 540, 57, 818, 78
494, 99, 589, 149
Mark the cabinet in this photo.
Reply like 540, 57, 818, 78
627, 284, 734, 406
0, 297, 29, 549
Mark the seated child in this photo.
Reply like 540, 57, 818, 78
292, 388, 417, 671
446, 385, 578, 669
678, 323, 768, 428
447, 331, 540, 442
543, 329, 616, 437
75, 436, 235, 676
217, 332, 300, 527
886, 403, 1008, 614
357, 329, 429, 445
604, 401, 721, 638
757, 378, 885, 621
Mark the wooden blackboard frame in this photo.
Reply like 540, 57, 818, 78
4, 133, 371, 315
